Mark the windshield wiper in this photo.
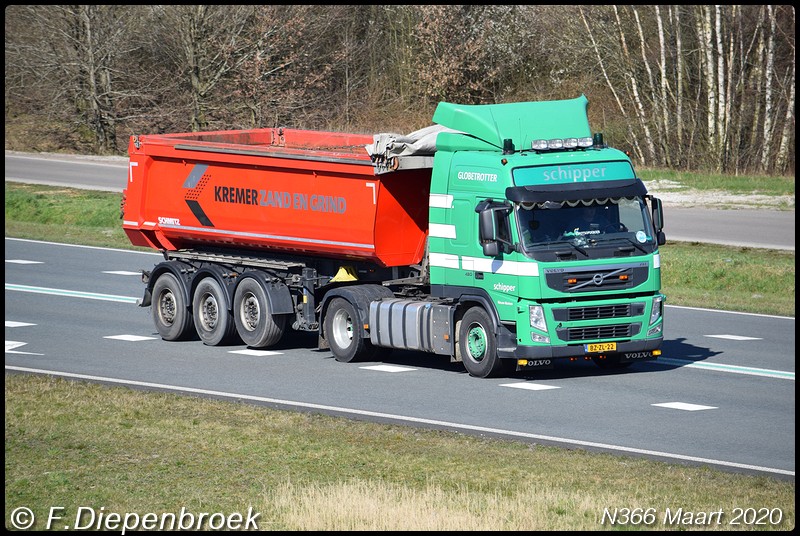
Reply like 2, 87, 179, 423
537, 240, 589, 257
603, 236, 649, 254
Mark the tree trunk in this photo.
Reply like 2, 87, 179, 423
759, 5, 776, 172
697, 6, 717, 159
654, 5, 671, 167
673, 6, 684, 167
775, 50, 795, 173
614, 6, 656, 165
580, 7, 643, 162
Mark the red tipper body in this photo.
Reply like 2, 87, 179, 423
122, 128, 431, 267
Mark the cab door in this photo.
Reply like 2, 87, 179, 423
469, 199, 519, 323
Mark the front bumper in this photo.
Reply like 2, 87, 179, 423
499, 337, 662, 370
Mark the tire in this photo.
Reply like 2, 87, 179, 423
192, 277, 237, 346
233, 277, 286, 348
324, 297, 375, 363
151, 272, 194, 341
459, 307, 503, 378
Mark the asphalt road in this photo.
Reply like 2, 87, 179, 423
5, 239, 795, 478
5, 150, 795, 251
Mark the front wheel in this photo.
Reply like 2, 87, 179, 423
324, 297, 376, 363
458, 307, 503, 378
193, 277, 237, 346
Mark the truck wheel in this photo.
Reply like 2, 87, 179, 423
193, 277, 237, 346
324, 297, 373, 363
233, 277, 285, 348
152, 272, 194, 341
459, 307, 502, 378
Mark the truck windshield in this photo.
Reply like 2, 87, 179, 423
516, 197, 656, 257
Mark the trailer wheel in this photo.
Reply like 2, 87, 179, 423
459, 307, 503, 378
233, 277, 285, 348
152, 272, 194, 341
193, 277, 237, 346
324, 297, 374, 363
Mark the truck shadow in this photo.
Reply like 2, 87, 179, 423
334, 336, 722, 380
227, 330, 720, 380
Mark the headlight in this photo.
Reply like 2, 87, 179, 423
649, 296, 663, 325
529, 305, 547, 331
530, 332, 550, 343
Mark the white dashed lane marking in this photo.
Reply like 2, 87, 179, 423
360, 365, 418, 373
229, 349, 283, 356
6, 321, 36, 327
5, 341, 44, 355
705, 334, 762, 341
104, 334, 158, 342
500, 382, 560, 391
652, 402, 717, 411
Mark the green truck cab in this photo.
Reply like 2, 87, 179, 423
426, 95, 666, 377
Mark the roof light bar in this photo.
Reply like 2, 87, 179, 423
530, 136, 594, 151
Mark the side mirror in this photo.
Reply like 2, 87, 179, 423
651, 197, 664, 231
476, 199, 512, 256
477, 207, 496, 243
482, 241, 501, 257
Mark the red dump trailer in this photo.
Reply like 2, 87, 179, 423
123, 127, 431, 267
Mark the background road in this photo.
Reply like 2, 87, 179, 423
5, 150, 795, 251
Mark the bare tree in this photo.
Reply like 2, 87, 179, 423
696, 6, 717, 165
4, 5, 147, 153
4, 5, 795, 174
760, 5, 777, 172
671, 5, 686, 166
148, 5, 257, 131
613, 6, 656, 165
580, 7, 644, 162
775, 16, 795, 174
654, 5, 672, 167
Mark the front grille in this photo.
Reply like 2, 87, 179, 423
557, 323, 640, 341
552, 302, 644, 321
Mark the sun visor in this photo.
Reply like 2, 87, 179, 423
506, 178, 647, 204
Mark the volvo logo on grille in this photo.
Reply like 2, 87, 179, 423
592, 273, 605, 285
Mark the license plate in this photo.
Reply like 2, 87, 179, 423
585, 342, 616, 353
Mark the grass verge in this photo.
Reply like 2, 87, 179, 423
638, 168, 796, 198
5, 374, 795, 531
